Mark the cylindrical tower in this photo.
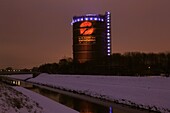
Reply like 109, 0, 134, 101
72, 12, 111, 63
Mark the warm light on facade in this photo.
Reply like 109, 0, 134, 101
72, 11, 112, 63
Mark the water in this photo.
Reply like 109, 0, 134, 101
24, 83, 156, 113
1, 78, 157, 113
29, 85, 112, 113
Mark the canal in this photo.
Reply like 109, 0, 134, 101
23, 81, 158, 113
1, 77, 158, 113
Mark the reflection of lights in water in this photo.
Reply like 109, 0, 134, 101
17, 81, 21, 86
109, 106, 113, 113
80, 101, 94, 113
11, 80, 21, 86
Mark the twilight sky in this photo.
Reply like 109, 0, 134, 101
0, 0, 170, 68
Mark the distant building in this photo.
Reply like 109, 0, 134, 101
72, 11, 111, 63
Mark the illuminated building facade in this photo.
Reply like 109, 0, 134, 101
72, 12, 111, 63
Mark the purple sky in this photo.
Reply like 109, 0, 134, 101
0, 0, 170, 68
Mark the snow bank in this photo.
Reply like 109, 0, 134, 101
5, 74, 33, 80
0, 75, 79, 113
28, 74, 170, 113
14, 87, 79, 113
0, 83, 42, 113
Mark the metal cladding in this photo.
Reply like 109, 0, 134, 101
72, 12, 111, 63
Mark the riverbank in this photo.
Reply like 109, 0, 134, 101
0, 82, 42, 113
5, 74, 170, 113
0, 81, 79, 113
13, 86, 79, 113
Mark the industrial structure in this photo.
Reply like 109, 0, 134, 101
72, 12, 111, 63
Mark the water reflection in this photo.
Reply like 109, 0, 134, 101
1, 78, 157, 113
110, 107, 113, 113
25, 85, 158, 113
30, 85, 112, 113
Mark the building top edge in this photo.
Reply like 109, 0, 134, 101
71, 11, 111, 25
73, 14, 105, 19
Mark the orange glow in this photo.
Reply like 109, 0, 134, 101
80, 21, 92, 27
80, 28, 94, 35
80, 21, 94, 35
78, 36, 95, 43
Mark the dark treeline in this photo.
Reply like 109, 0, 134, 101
0, 67, 31, 75
32, 52, 170, 76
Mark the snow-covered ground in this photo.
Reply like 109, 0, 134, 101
13, 87, 79, 113
5, 74, 170, 113
0, 82, 79, 113
6, 74, 33, 80
0, 82, 42, 113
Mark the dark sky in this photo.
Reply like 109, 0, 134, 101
0, 0, 170, 68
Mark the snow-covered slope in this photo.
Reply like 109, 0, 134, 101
0, 82, 42, 113
14, 87, 79, 113
27, 74, 170, 113
0, 82, 79, 113
6, 74, 33, 80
